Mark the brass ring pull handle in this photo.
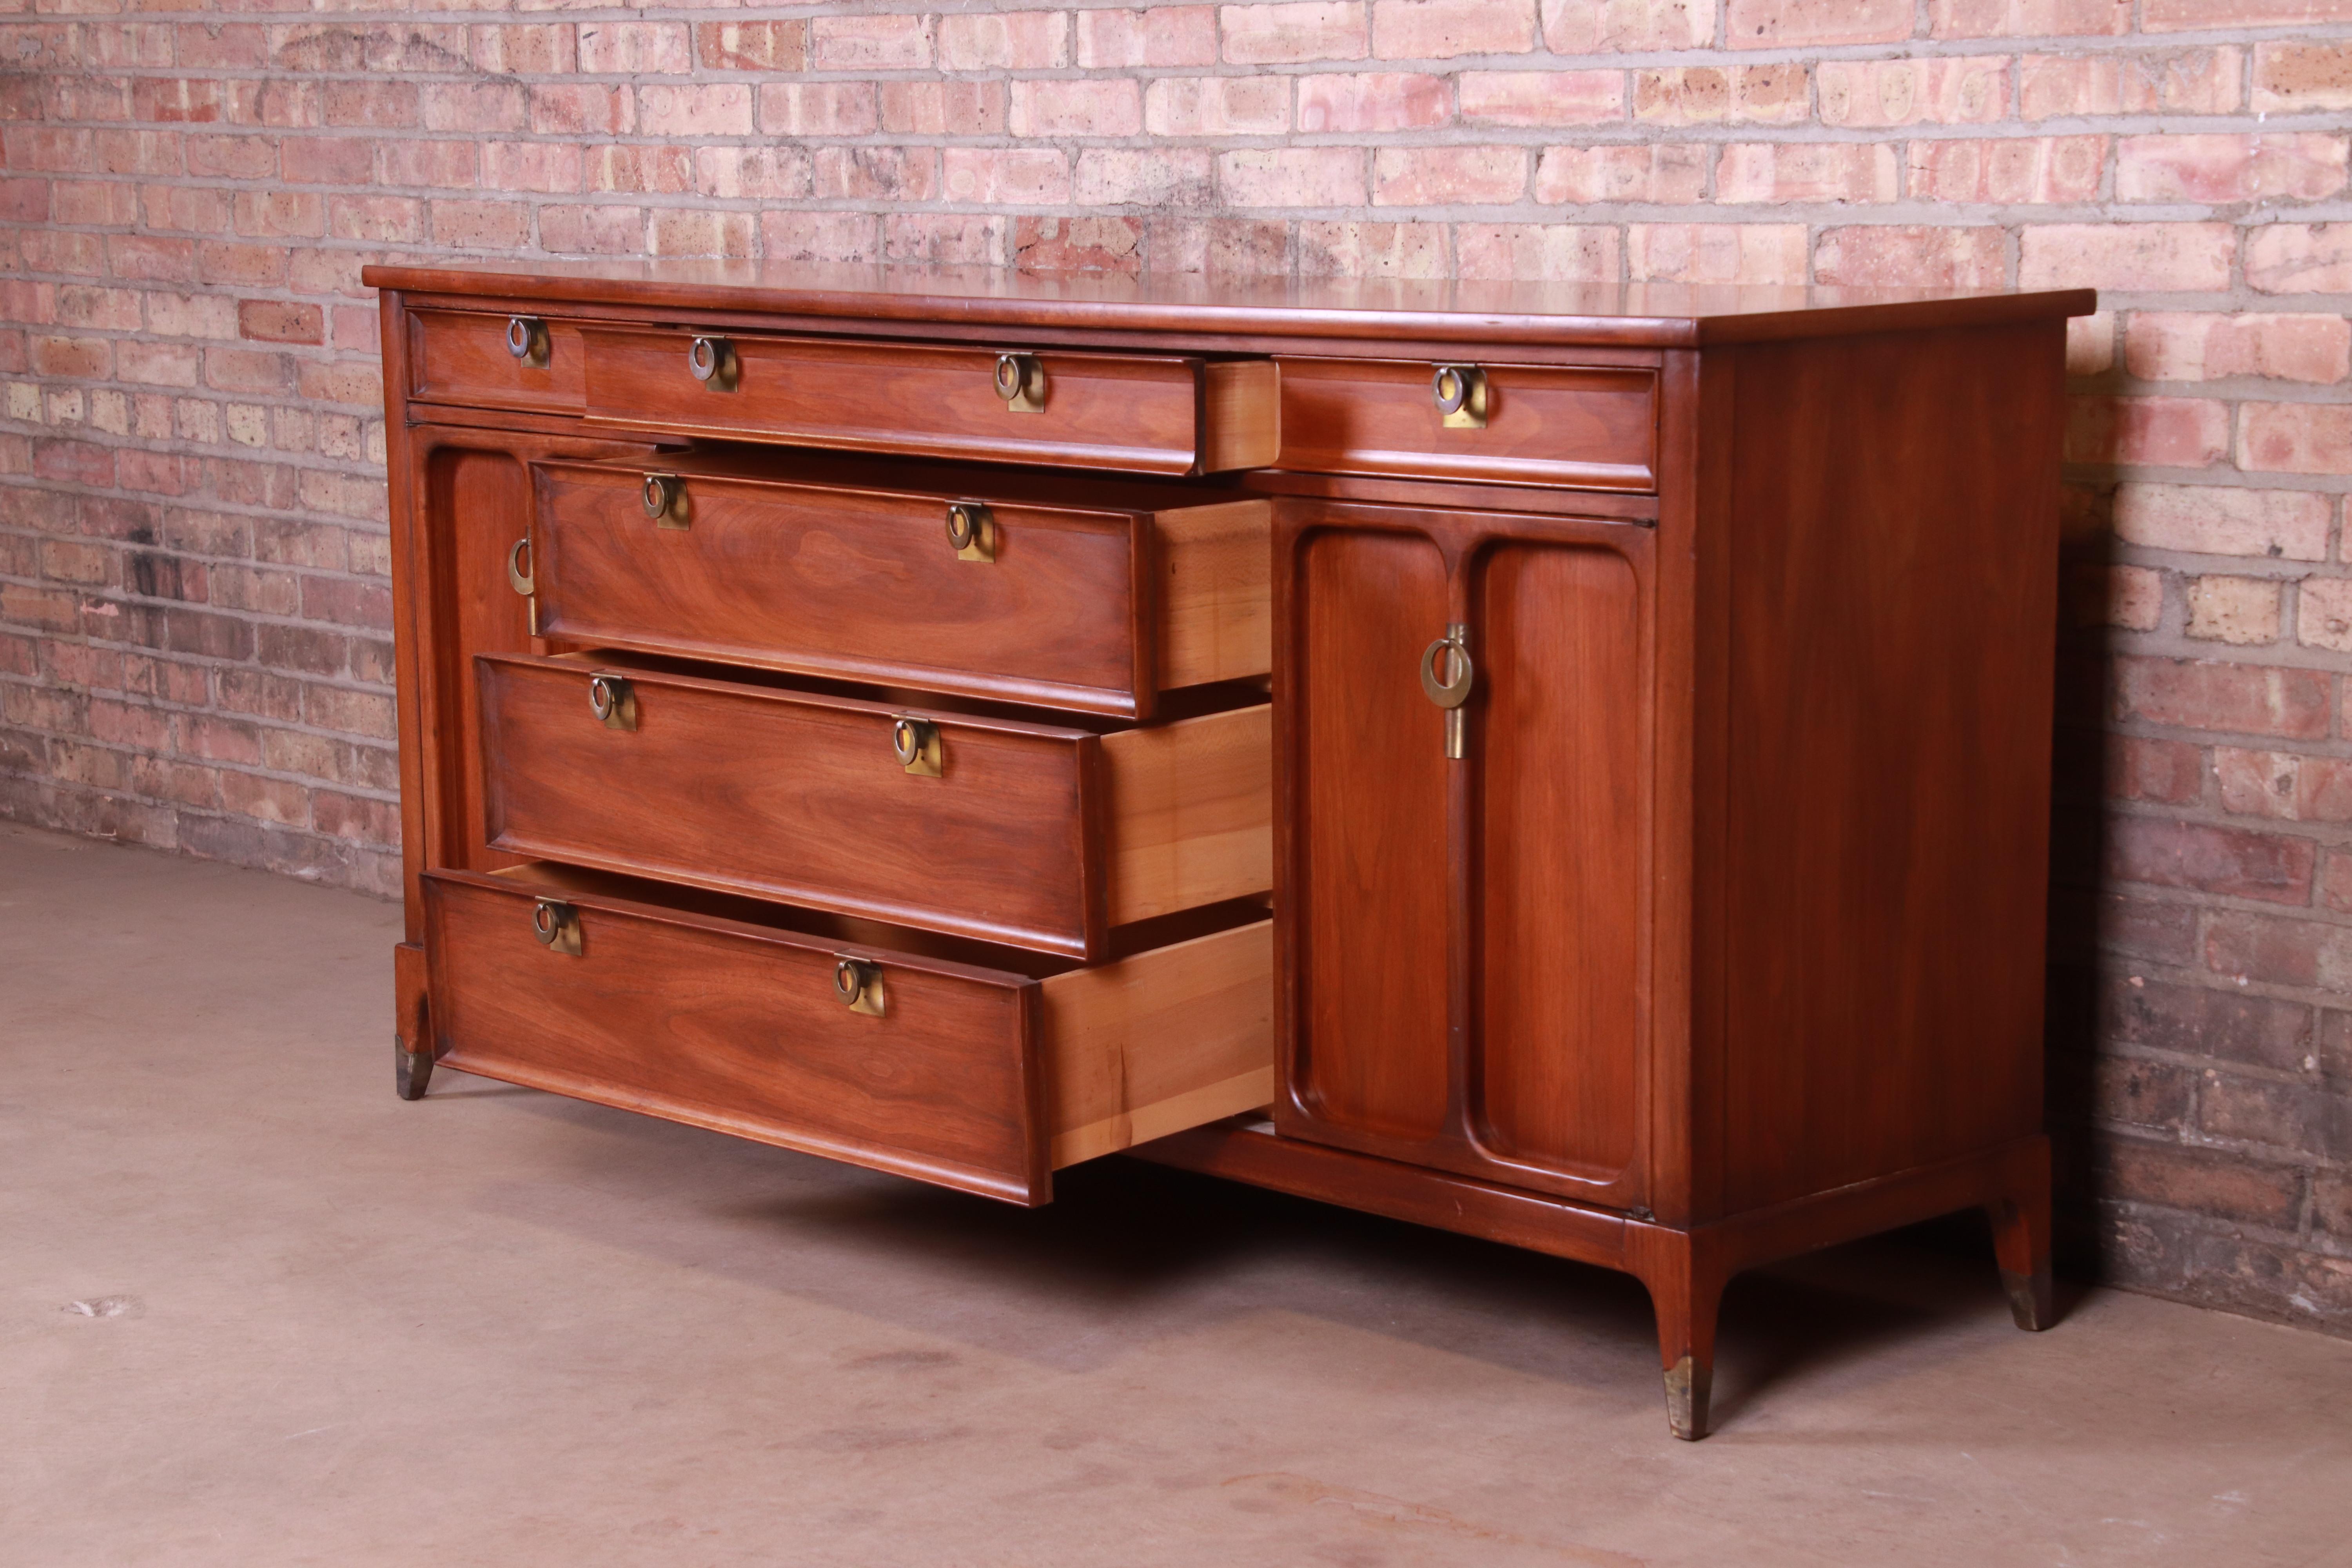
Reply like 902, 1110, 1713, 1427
687, 335, 737, 392
505, 315, 548, 368
588, 672, 637, 731
834, 956, 884, 1017
1432, 363, 1488, 428
994, 352, 1044, 413
945, 500, 995, 563
891, 715, 942, 777
506, 535, 534, 597
1421, 624, 1473, 760
641, 472, 687, 529
532, 898, 582, 956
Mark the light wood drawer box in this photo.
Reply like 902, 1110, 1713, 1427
527, 457, 1269, 720
407, 309, 586, 416
477, 652, 1271, 961
578, 327, 1278, 477
422, 867, 1274, 1206
1274, 358, 1657, 491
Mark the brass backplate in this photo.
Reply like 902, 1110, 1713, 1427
532, 898, 583, 956
892, 715, 943, 777
834, 957, 886, 1017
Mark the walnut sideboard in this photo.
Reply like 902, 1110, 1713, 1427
363, 261, 2095, 1439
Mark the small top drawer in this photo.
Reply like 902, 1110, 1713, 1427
579, 328, 1278, 477
408, 309, 586, 416
1276, 358, 1657, 492
526, 454, 1268, 719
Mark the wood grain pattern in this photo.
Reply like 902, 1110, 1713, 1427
1102, 704, 1272, 926
1473, 541, 1645, 1187
1043, 918, 1275, 1166
1290, 524, 1452, 1141
1202, 359, 1282, 473
531, 457, 1268, 718
1275, 358, 1657, 490
579, 327, 1272, 475
424, 866, 1049, 1202
1715, 323, 2062, 1212
360, 258, 2094, 350
410, 309, 585, 415
477, 651, 1270, 958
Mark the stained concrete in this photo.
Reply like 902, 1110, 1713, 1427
4, 818, 2350, 1567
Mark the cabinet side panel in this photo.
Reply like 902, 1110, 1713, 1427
1475, 542, 1645, 1179
427, 446, 536, 874
1719, 323, 2062, 1212
1296, 528, 1451, 1140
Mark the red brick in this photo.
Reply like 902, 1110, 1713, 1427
2106, 813, 2314, 903
2117, 134, 2349, 203
757, 83, 878, 138
2109, 735, 2205, 803
2299, 579, 2352, 653
2113, 656, 2332, 737
697, 147, 815, 203
1220, 1, 1367, 64
2238, 404, 2352, 476
2253, 41, 2352, 112
1632, 64, 1810, 124
1012, 216, 1143, 277
1077, 7, 1219, 67
2070, 561, 2163, 629
1219, 147, 1365, 206
1930, 0, 2130, 37
2145, 0, 2352, 33
2113, 483, 2332, 560
811, 148, 938, 204
2067, 397, 2230, 466
2217, 747, 2352, 822
1146, 76, 1290, 135
1297, 72, 1450, 132
879, 81, 1007, 137
1009, 79, 1142, 138
941, 147, 1071, 206
1455, 224, 1620, 281
635, 85, 752, 139
472, 24, 575, 77
2245, 225, 2352, 294
647, 210, 756, 260
760, 211, 882, 265
1535, 145, 1708, 205
1297, 220, 1449, 278
428, 199, 528, 250
2185, 575, 2282, 644
1075, 148, 1215, 207
540, 205, 645, 258
234, 299, 321, 346
811, 13, 932, 70
530, 85, 633, 138
2101, 1138, 2304, 1226
1546, 0, 1711, 48
1371, 145, 1526, 205
2125, 313, 2352, 385
588, 145, 692, 196
1630, 223, 1808, 284
1817, 58, 2012, 125
1372, 0, 1535, 57
1814, 225, 2006, 288
694, 20, 808, 72
1906, 136, 2105, 202
885, 214, 1005, 266
576, 21, 690, 74
1729, 0, 1911, 46
1142, 216, 1294, 276
1715, 143, 1898, 203
938, 11, 1069, 70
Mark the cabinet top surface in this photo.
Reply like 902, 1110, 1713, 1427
362, 259, 2094, 348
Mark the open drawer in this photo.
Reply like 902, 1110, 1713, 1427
421, 866, 1274, 1205
476, 651, 1270, 961
526, 454, 1269, 719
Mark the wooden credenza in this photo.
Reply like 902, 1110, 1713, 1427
365, 263, 2094, 1439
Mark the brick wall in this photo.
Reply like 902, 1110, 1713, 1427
3, 0, 2348, 1334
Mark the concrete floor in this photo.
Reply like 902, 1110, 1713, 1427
5, 821, 2350, 1567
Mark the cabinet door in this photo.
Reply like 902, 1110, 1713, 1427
1275, 501, 1652, 1209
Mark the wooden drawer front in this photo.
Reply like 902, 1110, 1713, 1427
409, 309, 586, 415
421, 869, 1278, 1205
531, 460, 1269, 719
477, 653, 1271, 959
579, 328, 1277, 476
1275, 358, 1657, 491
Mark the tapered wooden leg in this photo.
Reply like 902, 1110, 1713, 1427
1987, 1185, 2054, 1332
396, 1035, 434, 1101
1629, 1230, 1728, 1441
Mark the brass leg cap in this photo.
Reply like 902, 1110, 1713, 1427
1664, 1354, 1713, 1441
395, 1038, 434, 1102
2001, 1265, 2055, 1332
